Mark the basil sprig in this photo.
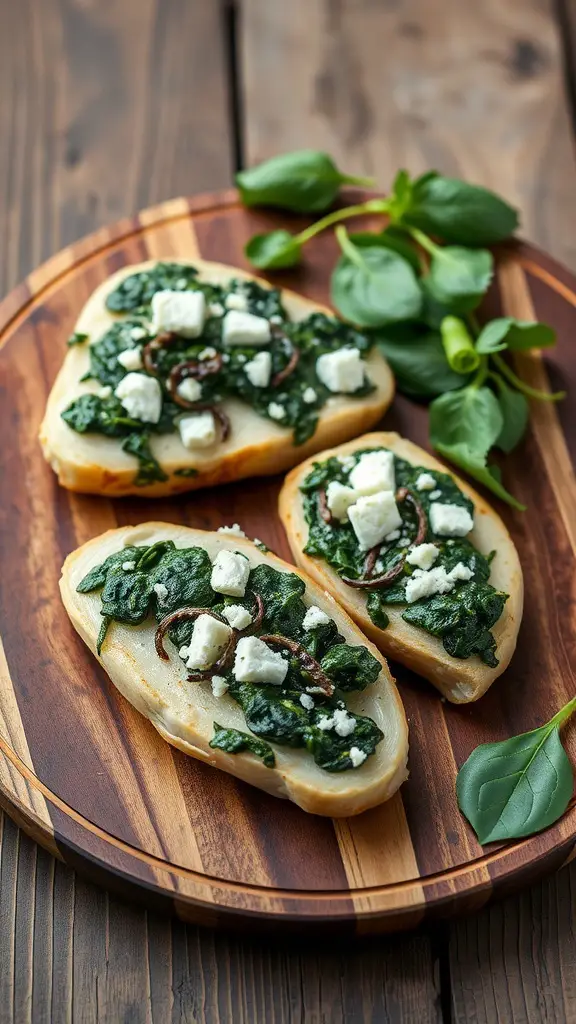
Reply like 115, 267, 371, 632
236, 150, 375, 213
239, 153, 563, 509
457, 697, 576, 843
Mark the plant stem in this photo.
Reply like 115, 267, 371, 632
341, 173, 378, 188
492, 353, 566, 402
467, 311, 481, 337
470, 356, 488, 389
335, 225, 366, 270
406, 225, 438, 256
550, 696, 576, 730
295, 199, 390, 246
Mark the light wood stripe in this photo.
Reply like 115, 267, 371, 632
138, 198, 200, 260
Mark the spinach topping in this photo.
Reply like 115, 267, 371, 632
78, 544, 384, 772
61, 262, 375, 483
301, 448, 508, 666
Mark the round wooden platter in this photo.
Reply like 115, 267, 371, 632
1, 190, 576, 936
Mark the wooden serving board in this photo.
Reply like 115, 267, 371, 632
1, 190, 576, 935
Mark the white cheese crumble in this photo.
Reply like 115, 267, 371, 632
151, 289, 206, 338
211, 675, 229, 698
209, 302, 225, 317
415, 472, 436, 491
122, 560, 136, 571
130, 326, 147, 341
222, 310, 271, 346
270, 314, 283, 325
198, 346, 217, 360
115, 373, 162, 424
176, 377, 202, 403
348, 491, 403, 551
184, 614, 231, 670
349, 746, 367, 768
153, 582, 169, 605
222, 604, 252, 630
333, 707, 356, 737
300, 693, 314, 711
385, 529, 401, 542
315, 347, 365, 393
267, 401, 285, 421
117, 347, 144, 371
224, 292, 249, 311
244, 351, 272, 388
326, 480, 357, 522
406, 543, 439, 571
217, 524, 246, 537
302, 386, 317, 404
405, 562, 473, 603
233, 635, 288, 686
317, 715, 335, 731
429, 502, 474, 537
349, 450, 395, 496
302, 605, 331, 631
98, 385, 112, 399
178, 411, 217, 449
429, 489, 442, 501
211, 550, 250, 597
338, 455, 356, 471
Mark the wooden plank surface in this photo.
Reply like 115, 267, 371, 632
1, 0, 576, 1020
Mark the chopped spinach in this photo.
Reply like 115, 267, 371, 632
67, 331, 89, 347
78, 540, 385, 772
86, 320, 150, 386
105, 263, 201, 314
210, 723, 276, 768
121, 433, 168, 486
301, 447, 508, 665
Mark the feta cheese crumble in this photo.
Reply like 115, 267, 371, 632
153, 582, 169, 605
117, 347, 143, 371
98, 385, 112, 399
406, 543, 439, 571
349, 746, 367, 768
210, 550, 250, 597
299, 693, 314, 710
176, 377, 202, 403
315, 348, 365, 393
224, 292, 249, 311
209, 302, 225, 318
222, 310, 271, 346
326, 480, 357, 522
348, 491, 403, 551
429, 502, 474, 537
233, 635, 288, 686
130, 326, 147, 341
385, 529, 401, 542
151, 289, 206, 338
184, 614, 232, 670
244, 351, 272, 388
198, 346, 217, 361
217, 524, 246, 538
222, 604, 253, 630
333, 707, 356, 737
302, 386, 317, 404
178, 411, 216, 449
302, 605, 331, 631
115, 373, 162, 423
349, 450, 395, 496
415, 472, 436, 491
267, 401, 285, 421
317, 715, 335, 731
211, 675, 229, 698
429, 489, 442, 501
122, 560, 136, 571
405, 562, 473, 603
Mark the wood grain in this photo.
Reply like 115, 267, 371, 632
240, 0, 576, 271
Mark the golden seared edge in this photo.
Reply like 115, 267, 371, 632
60, 522, 408, 816
279, 432, 524, 704
40, 259, 394, 497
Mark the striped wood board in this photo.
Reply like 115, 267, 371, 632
0, 191, 575, 934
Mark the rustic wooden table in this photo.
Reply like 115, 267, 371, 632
2, 2, 576, 1021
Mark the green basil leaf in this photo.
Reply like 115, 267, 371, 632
493, 377, 529, 453
245, 230, 302, 269
210, 723, 276, 768
426, 246, 493, 313
331, 237, 422, 327
236, 150, 373, 213
476, 317, 556, 354
387, 168, 414, 221
429, 386, 503, 454
404, 175, 519, 245
457, 698, 576, 843
433, 438, 525, 510
348, 226, 422, 273
375, 326, 470, 398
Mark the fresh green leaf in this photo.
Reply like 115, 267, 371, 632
245, 230, 302, 269
476, 317, 556, 355
121, 433, 169, 486
426, 246, 493, 313
429, 386, 503, 453
403, 174, 519, 245
433, 439, 525, 510
320, 644, 381, 692
348, 226, 422, 273
331, 228, 422, 327
236, 150, 374, 214
376, 325, 470, 399
493, 376, 529, 453
386, 169, 414, 222
210, 723, 276, 768
457, 697, 576, 843
105, 262, 202, 314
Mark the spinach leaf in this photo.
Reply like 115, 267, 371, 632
331, 228, 422, 327
403, 173, 519, 245
348, 226, 422, 274
403, 582, 507, 666
77, 546, 142, 593
457, 697, 576, 843
426, 246, 493, 313
320, 645, 381, 692
230, 682, 309, 747
307, 712, 383, 772
210, 723, 276, 768
236, 150, 373, 213
121, 433, 169, 486
245, 230, 302, 269
87, 320, 150, 386
61, 394, 142, 437
248, 564, 307, 636
67, 331, 89, 346
105, 262, 201, 314
429, 386, 502, 454
433, 438, 525, 510
476, 317, 556, 354
493, 376, 529, 453
375, 324, 471, 399
366, 594, 390, 630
